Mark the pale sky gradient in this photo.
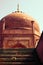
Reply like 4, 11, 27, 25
0, 0, 43, 33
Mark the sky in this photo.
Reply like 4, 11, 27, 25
0, 0, 43, 33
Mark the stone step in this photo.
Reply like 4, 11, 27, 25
0, 48, 40, 65
0, 61, 38, 65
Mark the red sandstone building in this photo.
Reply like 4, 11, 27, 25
0, 7, 40, 49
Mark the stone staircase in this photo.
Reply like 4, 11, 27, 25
0, 48, 41, 65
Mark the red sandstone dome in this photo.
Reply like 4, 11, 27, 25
1, 11, 40, 35
0, 11, 40, 48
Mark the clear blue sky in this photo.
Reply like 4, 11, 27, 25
0, 0, 43, 33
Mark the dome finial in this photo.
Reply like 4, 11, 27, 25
15, 3, 22, 13
17, 3, 19, 12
